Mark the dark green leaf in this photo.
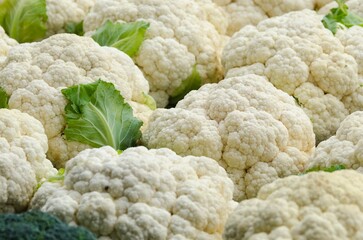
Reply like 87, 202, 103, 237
65, 21, 84, 36
167, 65, 202, 108
0, 88, 9, 109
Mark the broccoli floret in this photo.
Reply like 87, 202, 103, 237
0, 211, 96, 240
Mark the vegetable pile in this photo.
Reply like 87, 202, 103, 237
1, 0, 363, 239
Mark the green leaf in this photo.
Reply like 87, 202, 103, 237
141, 92, 156, 110
65, 21, 84, 36
36, 168, 65, 190
167, 65, 202, 108
91, 20, 150, 57
0, 88, 9, 109
0, 0, 48, 43
304, 165, 346, 174
322, 0, 363, 34
61, 80, 143, 150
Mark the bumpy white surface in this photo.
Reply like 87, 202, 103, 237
0, 34, 153, 167
143, 74, 315, 201
224, 170, 363, 240
31, 146, 236, 239
223, 10, 362, 142
0, 109, 56, 213
83, 0, 225, 107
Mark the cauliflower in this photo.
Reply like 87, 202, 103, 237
212, 0, 333, 36
319, 0, 363, 17
30, 146, 236, 239
46, 0, 95, 36
223, 170, 363, 240
222, 10, 362, 142
0, 109, 56, 213
0, 33, 153, 167
142, 74, 315, 201
83, 0, 225, 107
0, 26, 17, 65
308, 111, 363, 170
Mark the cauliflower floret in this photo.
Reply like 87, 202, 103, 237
0, 26, 17, 65
46, 0, 96, 36
30, 146, 236, 239
308, 111, 363, 170
0, 109, 56, 213
0, 33, 153, 168
83, 0, 225, 107
143, 74, 315, 201
224, 170, 363, 240
222, 10, 360, 142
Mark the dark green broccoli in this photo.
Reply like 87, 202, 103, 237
0, 211, 97, 240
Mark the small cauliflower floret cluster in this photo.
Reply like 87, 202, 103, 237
0, 33, 153, 168
0, 109, 56, 213
224, 170, 363, 240
223, 9, 363, 143
212, 0, 333, 36
308, 111, 363, 171
142, 74, 315, 201
83, 0, 226, 107
46, 0, 96, 36
0, 26, 17, 65
30, 146, 236, 240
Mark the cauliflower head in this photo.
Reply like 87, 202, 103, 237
83, 0, 225, 107
222, 9, 361, 142
211, 0, 333, 36
0, 109, 56, 213
142, 74, 315, 201
308, 111, 363, 171
0, 26, 17, 65
46, 0, 96, 36
30, 146, 236, 239
223, 170, 363, 240
0, 33, 153, 168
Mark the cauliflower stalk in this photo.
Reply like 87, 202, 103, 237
223, 170, 363, 240
0, 33, 153, 167
0, 108, 56, 213
142, 74, 315, 201
31, 146, 236, 240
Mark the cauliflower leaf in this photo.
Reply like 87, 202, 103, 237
322, 0, 363, 34
304, 164, 346, 174
65, 21, 84, 36
167, 65, 202, 107
0, 0, 47, 42
61, 80, 142, 151
91, 20, 150, 57
0, 88, 9, 108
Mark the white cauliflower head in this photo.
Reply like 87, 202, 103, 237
222, 10, 361, 142
46, 0, 96, 36
308, 111, 363, 170
0, 33, 153, 167
30, 146, 236, 239
142, 74, 315, 201
83, 0, 225, 107
0, 26, 17, 65
0, 109, 56, 213
223, 170, 363, 240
